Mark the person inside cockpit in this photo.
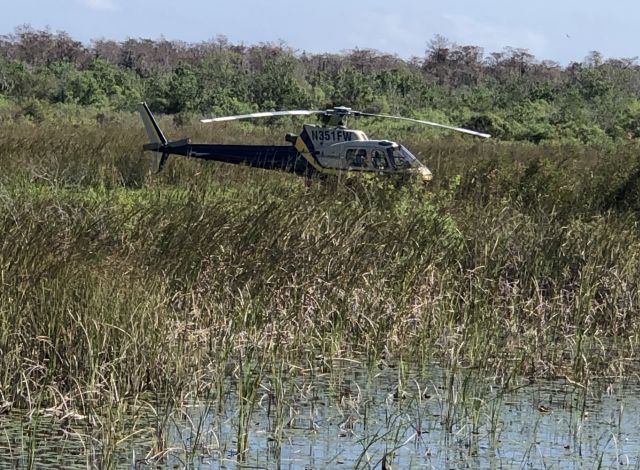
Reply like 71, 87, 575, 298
354, 149, 367, 167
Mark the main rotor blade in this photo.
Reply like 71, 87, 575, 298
356, 112, 491, 138
201, 110, 324, 123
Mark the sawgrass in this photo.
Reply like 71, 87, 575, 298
2, 119, 640, 465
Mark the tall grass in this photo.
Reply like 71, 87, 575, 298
1, 118, 640, 420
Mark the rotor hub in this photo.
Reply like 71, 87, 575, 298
322, 106, 354, 126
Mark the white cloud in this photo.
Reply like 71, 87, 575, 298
442, 14, 549, 57
78, 0, 119, 12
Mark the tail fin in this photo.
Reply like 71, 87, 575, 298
138, 102, 167, 146
138, 102, 171, 172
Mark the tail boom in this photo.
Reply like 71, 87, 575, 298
138, 102, 311, 175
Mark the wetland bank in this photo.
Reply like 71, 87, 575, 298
2, 119, 640, 468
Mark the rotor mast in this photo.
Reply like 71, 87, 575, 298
321, 106, 353, 127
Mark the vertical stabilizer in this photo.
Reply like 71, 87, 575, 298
138, 102, 167, 146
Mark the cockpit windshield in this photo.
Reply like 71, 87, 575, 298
388, 145, 421, 170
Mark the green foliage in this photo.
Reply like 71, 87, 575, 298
2, 28, 640, 144
86, 58, 142, 109
19, 97, 50, 122
0, 58, 30, 95
166, 63, 200, 113
197, 50, 250, 115
249, 51, 313, 110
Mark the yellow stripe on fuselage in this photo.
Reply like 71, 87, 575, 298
294, 136, 341, 176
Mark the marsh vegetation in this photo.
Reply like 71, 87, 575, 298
5, 25, 640, 469
1, 117, 640, 467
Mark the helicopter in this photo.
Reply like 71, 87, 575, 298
138, 102, 490, 183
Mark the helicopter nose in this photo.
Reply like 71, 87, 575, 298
418, 167, 433, 183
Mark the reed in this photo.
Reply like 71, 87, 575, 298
2, 119, 640, 465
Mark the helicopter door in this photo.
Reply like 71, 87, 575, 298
387, 146, 414, 170
371, 149, 389, 170
345, 148, 370, 169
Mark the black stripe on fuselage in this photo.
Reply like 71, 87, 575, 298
162, 143, 312, 175
299, 128, 317, 158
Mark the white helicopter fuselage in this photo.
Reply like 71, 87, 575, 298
295, 124, 433, 182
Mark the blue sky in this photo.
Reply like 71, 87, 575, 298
1, 0, 639, 64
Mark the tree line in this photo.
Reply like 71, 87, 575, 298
1, 26, 640, 143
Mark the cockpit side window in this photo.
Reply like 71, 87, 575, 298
346, 148, 370, 168
371, 149, 389, 170
389, 147, 411, 169
388, 148, 409, 170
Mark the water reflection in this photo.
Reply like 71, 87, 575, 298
1, 363, 639, 469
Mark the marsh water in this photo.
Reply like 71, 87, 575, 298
2, 361, 640, 469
